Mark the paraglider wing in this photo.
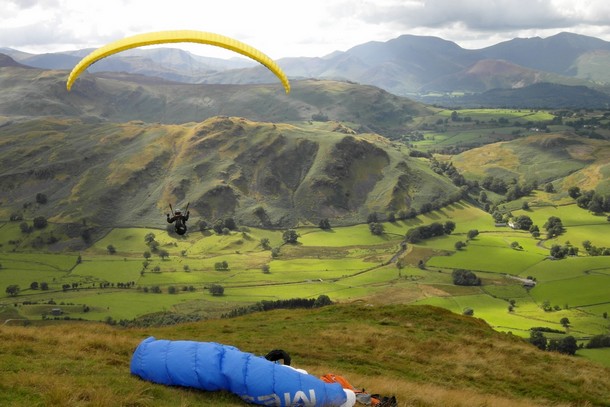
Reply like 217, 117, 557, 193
66, 30, 290, 94
130, 337, 353, 407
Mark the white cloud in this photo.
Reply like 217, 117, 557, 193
2, 0, 610, 57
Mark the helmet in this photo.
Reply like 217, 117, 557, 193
175, 208, 182, 214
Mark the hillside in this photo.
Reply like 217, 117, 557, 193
450, 132, 610, 193
8, 31, 610, 106
2, 303, 610, 406
0, 115, 458, 228
0, 61, 429, 136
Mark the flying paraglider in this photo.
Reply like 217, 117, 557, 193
167, 203, 189, 235
66, 30, 290, 94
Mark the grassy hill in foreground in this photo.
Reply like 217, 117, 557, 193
2, 303, 610, 407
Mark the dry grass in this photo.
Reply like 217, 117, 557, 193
1, 304, 609, 406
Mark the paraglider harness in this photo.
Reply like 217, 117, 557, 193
167, 203, 189, 235
264, 350, 397, 406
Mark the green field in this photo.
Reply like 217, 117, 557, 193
1, 198, 609, 364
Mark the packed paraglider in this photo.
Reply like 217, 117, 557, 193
130, 337, 397, 407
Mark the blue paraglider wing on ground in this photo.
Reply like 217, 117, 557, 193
130, 336, 349, 406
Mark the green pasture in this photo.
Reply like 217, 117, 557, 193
530, 273, 610, 308
435, 109, 554, 121
426, 237, 547, 273
55, 290, 205, 321
70, 258, 143, 284
0, 269, 67, 298
1, 200, 609, 361
512, 203, 608, 229
550, 224, 610, 250
299, 224, 401, 247
0, 252, 77, 271
523, 256, 610, 281
577, 348, 610, 368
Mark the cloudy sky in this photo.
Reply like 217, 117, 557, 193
3, 0, 610, 59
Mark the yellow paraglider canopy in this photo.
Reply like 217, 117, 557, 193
66, 30, 290, 94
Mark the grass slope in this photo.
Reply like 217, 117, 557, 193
2, 304, 610, 407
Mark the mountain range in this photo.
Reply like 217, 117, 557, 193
4, 31, 610, 107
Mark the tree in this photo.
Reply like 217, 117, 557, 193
369, 222, 384, 236
260, 238, 271, 250
560, 317, 571, 328
452, 269, 480, 286
319, 218, 331, 230
107, 245, 116, 254
168, 286, 177, 294
367, 213, 379, 223
544, 216, 564, 238
213, 219, 225, 234
282, 229, 299, 244
555, 336, 578, 355
209, 284, 224, 296
443, 221, 456, 234
144, 233, 156, 244
158, 249, 170, 260
515, 215, 533, 230
550, 244, 568, 259
544, 182, 555, 193
197, 219, 208, 232
30, 281, 39, 290
6, 284, 20, 296
454, 241, 466, 251
529, 330, 547, 350
261, 264, 270, 274
568, 186, 581, 199
40, 282, 49, 290
467, 229, 479, 240
224, 217, 237, 230
143, 251, 151, 260
20, 222, 32, 234
314, 295, 332, 307
36, 192, 48, 204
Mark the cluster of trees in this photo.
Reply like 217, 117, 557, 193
214, 261, 229, 271
550, 244, 579, 259
5, 285, 20, 296
452, 269, 481, 286
222, 295, 333, 318
18, 216, 48, 234
144, 233, 169, 259
139, 285, 195, 294
209, 284, 224, 296
366, 213, 385, 236
318, 218, 331, 230
282, 229, 299, 244
430, 159, 467, 187
405, 221, 456, 244
543, 216, 564, 238
27, 281, 50, 290
529, 330, 578, 355
569, 186, 610, 214
212, 217, 238, 234
114, 311, 204, 328
582, 240, 610, 256
586, 334, 610, 349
